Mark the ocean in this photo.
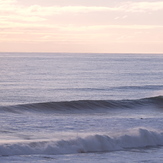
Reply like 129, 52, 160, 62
0, 53, 163, 163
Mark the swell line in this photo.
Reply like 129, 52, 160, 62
0, 96, 162, 114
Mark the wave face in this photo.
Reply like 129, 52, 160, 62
0, 129, 163, 156
0, 96, 163, 114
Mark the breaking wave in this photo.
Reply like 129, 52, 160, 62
0, 96, 162, 114
0, 128, 163, 156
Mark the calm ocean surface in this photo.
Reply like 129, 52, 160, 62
0, 53, 163, 162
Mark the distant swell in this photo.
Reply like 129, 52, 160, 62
0, 96, 163, 114
0, 129, 163, 156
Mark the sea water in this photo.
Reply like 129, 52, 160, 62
0, 53, 163, 162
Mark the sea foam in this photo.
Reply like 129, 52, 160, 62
0, 129, 163, 156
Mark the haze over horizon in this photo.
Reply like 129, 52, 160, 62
0, 0, 163, 53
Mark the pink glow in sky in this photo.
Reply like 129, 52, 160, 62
0, 0, 163, 53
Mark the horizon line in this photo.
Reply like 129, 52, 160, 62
0, 52, 163, 55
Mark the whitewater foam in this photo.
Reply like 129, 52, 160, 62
0, 129, 163, 156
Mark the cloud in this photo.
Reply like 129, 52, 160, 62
24, 2, 163, 16
24, 5, 120, 17
121, 1, 163, 12
0, 0, 16, 4
1, 0, 163, 41
1, 1, 163, 24
0, 0, 17, 14
51, 24, 163, 36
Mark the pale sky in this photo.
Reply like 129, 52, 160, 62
0, 0, 163, 53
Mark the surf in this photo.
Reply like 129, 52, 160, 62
0, 128, 163, 156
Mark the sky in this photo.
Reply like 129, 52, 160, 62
0, 0, 163, 53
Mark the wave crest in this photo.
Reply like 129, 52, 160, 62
0, 129, 163, 156
0, 96, 162, 114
